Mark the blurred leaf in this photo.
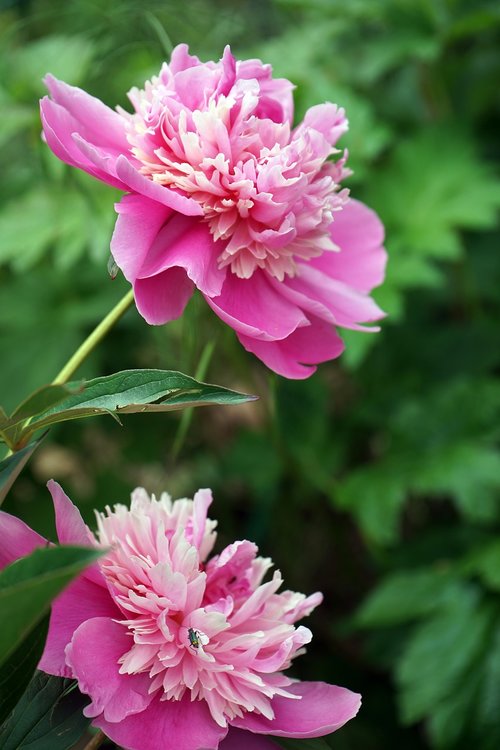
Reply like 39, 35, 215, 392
0, 186, 116, 273
0, 671, 90, 750
7, 35, 96, 98
0, 89, 34, 148
335, 378, 500, 544
0, 545, 102, 667
366, 128, 500, 319
462, 540, 500, 590
396, 585, 494, 725
0, 269, 131, 413
0, 616, 49, 726
0, 192, 56, 270
0, 439, 42, 506
356, 569, 460, 627
17, 369, 256, 443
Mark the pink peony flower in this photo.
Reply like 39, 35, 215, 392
0, 482, 361, 750
40, 45, 386, 379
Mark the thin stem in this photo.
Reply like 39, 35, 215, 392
171, 338, 216, 459
53, 288, 134, 385
82, 730, 106, 750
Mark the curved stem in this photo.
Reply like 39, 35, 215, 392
53, 288, 134, 385
82, 730, 106, 750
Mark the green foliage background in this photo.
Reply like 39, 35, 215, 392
1, 0, 500, 747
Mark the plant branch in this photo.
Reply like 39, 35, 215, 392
82, 730, 106, 750
53, 288, 134, 385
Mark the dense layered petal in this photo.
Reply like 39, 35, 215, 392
41, 44, 387, 378
0, 483, 361, 748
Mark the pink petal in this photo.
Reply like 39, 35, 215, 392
298, 103, 348, 145
39, 577, 121, 677
169, 43, 201, 74
47, 479, 91, 547
94, 692, 227, 750
114, 155, 203, 217
290, 264, 385, 331
138, 215, 225, 297
220, 728, 280, 750
133, 267, 194, 325
40, 98, 126, 190
313, 199, 387, 294
205, 271, 308, 342
192, 488, 213, 550
237, 315, 344, 379
232, 681, 361, 738
47, 479, 104, 587
0, 512, 46, 569
65, 617, 153, 722
111, 194, 172, 283
44, 75, 130, 153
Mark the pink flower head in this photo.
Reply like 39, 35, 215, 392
0, 481, 361, 750
41, 44, 386, 378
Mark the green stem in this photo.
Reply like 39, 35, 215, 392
82, 730, 106, 750
53, 288, 134, 385
171, 338, 216, 459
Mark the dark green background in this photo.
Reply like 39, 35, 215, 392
1, 1, 500, 748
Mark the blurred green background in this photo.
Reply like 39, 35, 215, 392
1, 0, 500, 748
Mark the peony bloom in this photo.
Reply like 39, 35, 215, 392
40, 45, 386, 379
0, 482, 360, 750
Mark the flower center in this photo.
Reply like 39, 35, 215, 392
93, 491, 320, 728
125, 82, 349, 281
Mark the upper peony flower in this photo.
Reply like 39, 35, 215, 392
40, 44, 387, 379
0, 482, 361, 750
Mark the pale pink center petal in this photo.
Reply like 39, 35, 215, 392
123, 51, 350, 281
87, 489, 322, 728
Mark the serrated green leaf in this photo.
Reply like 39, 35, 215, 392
0, 439, 43, 506
16, 369, 256, 443
416, 443, 500, 522
365, 127, 500, 320
356, 569, 460, 627
0, 545, 102, 667
0, 672, 90, 750
396, 585, 494, 724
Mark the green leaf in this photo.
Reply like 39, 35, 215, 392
365, 128, 500, 319
17, 369, 256, 443
356, 569, 461, 627
0, 617, 49, 726
9, 383, 82, 425
0, 545, 102, 668
462, 540, 500, 590
0, 406, 9, 430
396, 585, 494, 725
8, 35, 95, 97
0, 672, 90, 750
0, 439, 43, 506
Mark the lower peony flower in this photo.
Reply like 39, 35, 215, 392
40, 44, 387, 379
0, 482, 360, 750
